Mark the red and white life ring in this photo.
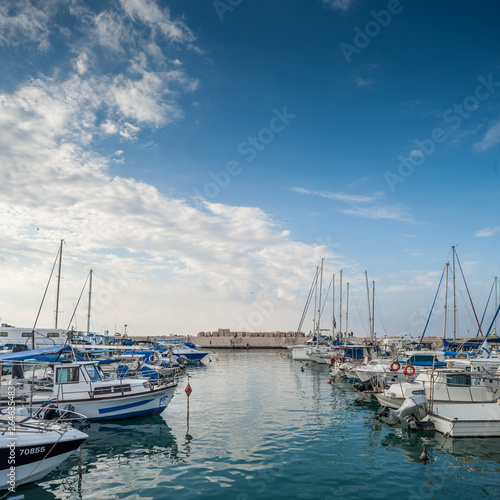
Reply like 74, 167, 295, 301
390, 361, 401, 372
404, 364, 416, 376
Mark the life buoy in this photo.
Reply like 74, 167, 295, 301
390, 361, 400, 372
149, 352, 160, 365
404, 364, 415, 376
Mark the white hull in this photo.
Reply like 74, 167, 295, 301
375, 394, 404, 409
0, 327, 69, 348
0, 417, 87, 490
33, 384, 177, 420
1, 451, 78, 489
291, 347, 312, 361
375, 369, 500, 409
430, 402, 500, 437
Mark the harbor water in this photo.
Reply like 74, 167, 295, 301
19, 350, 500, 499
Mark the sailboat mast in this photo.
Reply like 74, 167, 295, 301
346, 282, 349, 337
317, 258, 324, 336
443, 262, 449, 338
339, 270, 343, 339
365, 271, 371, 341
495, 276, 498, 337
87, 269, 93, 334
332, 274, 335, 338
452, 245, 456, 341
371, 281, 375, 341
313, 267, 319, 335
54, 239, 63, 329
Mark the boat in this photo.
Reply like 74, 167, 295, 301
0, 325, 70, 349
167, 342, 210, 363
0, 412, 88, 490
377, 393, 500, 438
290, 337, 332, 361
355, 349, 448, 383
429, 400, 500, 437
31, 361, 178, 420
374, 365, 500, 409
0, 349, 179, 420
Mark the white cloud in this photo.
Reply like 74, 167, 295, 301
291, 187, 412, 221
323, 0, 357, 12
291, 187, 382, 203
119, 0, 195, 43
476, 226, 500, 237
340, 205, 412, 221
473, 119, 500, 152
0, 0, 52, 51
355, 77, 373, 87
94, 12, 125, 53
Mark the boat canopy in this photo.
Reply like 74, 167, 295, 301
0, 345, 72, 361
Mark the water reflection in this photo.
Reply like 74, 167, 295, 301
79, 414, 182, 466
26, 415, 182, 499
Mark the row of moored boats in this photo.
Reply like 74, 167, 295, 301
0, 331, 210, 492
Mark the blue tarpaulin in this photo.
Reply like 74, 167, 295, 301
0, 345, 72, 361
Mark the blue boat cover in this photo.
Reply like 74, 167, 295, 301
0, 345, 72, 361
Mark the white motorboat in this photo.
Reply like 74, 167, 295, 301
376, 393, 500, 438
374, 367, 500, 409
0, 413, 88, 490
429, 400, 500, 437
356, 350, 448, 384
0, 325, 69, 349
3, 361, 178, 421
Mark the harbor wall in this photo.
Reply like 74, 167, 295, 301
131, 329, 445, 349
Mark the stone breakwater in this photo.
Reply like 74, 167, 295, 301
196, 329, 303, 348
133, 329, 306, 349
133, 329, 446, 349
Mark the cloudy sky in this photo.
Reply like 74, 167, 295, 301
1, 0, 499, 338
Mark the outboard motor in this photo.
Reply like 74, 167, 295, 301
377, 394, 429, 427
354, 375, 390, 393
354, 378, 374, 392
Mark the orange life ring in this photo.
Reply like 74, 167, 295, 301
404, 364, 416, 376
390, 361, 400, 372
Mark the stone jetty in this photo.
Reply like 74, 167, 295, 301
131, 329, 447, 349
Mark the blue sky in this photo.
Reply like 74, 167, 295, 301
0, 0, 499, 338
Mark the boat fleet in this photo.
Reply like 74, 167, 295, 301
0, 337, 210, 492
290, 334, 500, 439
289, 251, 500, 439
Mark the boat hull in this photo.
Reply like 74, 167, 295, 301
0, 421, 87, 490
30, 384, 177, 421
430, 402, 500, 438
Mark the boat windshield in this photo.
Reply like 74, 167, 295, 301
84, 363, 102, 381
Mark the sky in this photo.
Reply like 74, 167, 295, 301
0, 0, 499, 338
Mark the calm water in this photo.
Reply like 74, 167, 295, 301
15, 350, 500, 499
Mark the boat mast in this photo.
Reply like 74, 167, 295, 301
495, 276, 498, 337
339, 269, 343, 340
346, 282, 349, 337
371, 281, 375, 341
55, 239, 63, 329
313, 267, 319, 336
443, 262, 449, 338
87, 269, 93, 334
332, 273, 335, 338
317, 258, 324, 340
365, 271, 371, 341
452, 245, 456, 341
